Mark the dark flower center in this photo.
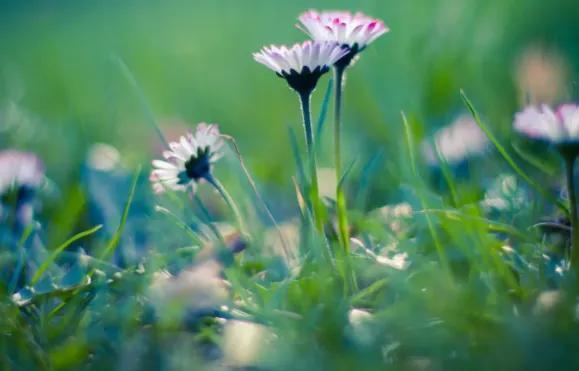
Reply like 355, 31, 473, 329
335, 44, 362, 69
177, 147, 212, 184
278, 65, 329, 95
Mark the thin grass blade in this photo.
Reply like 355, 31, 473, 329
460, 90, 568, 213
315, 78, 333, 142
32, 225, 103, 286
99, 166, 141, 260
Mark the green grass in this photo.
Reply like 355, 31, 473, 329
1, 0, 579, 370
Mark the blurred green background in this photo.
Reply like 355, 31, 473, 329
0, 0, 578, 191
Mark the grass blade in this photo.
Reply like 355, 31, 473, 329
114, 55, 169, 148
355, 150, 383, 209
315, 78, 333, 142
288, 127, 307, 187
401, 111, 452, 280
511, 141, 556, 176
32, 225, 103, 285
460, 90, 568, 214
401, 112, 418, 177
338, 158, 357, 190
99, 166, 141, 260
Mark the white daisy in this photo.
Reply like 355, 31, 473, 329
297, 10, 389, 66
514, 104, 579, 145
0, 150, 44, 195
422, 115, 489, 165
150, 123, 224, 194
253, 40, 348, 94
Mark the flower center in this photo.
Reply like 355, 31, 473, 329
178, 147, 212, 184
279, 65, 329, 95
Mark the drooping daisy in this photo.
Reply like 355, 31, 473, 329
297, 10, 389, 67
0, 150, 45, 196
514, 104, 579, 147
253, 40, 348, 95
515, 104, 579, 267
150, 123, 224, 194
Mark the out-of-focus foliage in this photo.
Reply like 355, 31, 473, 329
1, 0, 579, 370
1, 0, 577, 188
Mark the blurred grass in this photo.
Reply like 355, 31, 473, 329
2, 2, 579, 369
0, 0, 577, 193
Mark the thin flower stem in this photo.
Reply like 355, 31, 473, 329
221, 135, 292, 260
565, 156, 579, 268
299, 91, 323, 231
192, 192, 225, 244
334, 66, 351, 254
206, 175, 247, 237
333, 66, 357, 294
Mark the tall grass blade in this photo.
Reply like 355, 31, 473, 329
32, 225, 103, 285
460, 90, 568, 213
114, 55, 169, 148
288, 127, 307, 188
315, 78, 333, 142
511, 141, 556, 176
401, 112, 452, 280
99, 166, 141, 260
355, 150, 383, 209
401, 112, 418, 177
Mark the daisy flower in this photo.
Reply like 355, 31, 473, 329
150, 123, 224, 194
514, 104, 579, 267
0, 150, 45, 196
253, 40, 348, 95
297, 10, 389, 67
422, 115, 489, 166
514, 104, 579, 147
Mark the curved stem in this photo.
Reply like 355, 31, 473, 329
565, 156, 579, 268
206, 175, 247, 237
298, 91, 323, 231
221, 135, 292, 260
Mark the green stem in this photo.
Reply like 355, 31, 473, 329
192, 192, 225, 245
334, 66, 351, 254
221, 135, 292, 260
299, 91, 323, 231
206, 175, 247, 236
333, 66, 357, 294
565, 156, 579, 268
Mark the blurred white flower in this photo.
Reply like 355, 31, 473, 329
376, 252, 410, 271
348, 309, 374, 345
351, 237, 410, 271
148, 259, 228, 317
481, 174, 527, 212
264, 220, 300, 270
348, 308, 372, 327
222, 320, 275, 367
253, 40, 347, 94
150, 123, 224, 194
0, 150, 44, 195
514, 104, 579, 145
374, 202, 414, 235
422, 115, 489, 165
87, 143, 121, 171
533, 290, 562, 315
298, 10, 388, 66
